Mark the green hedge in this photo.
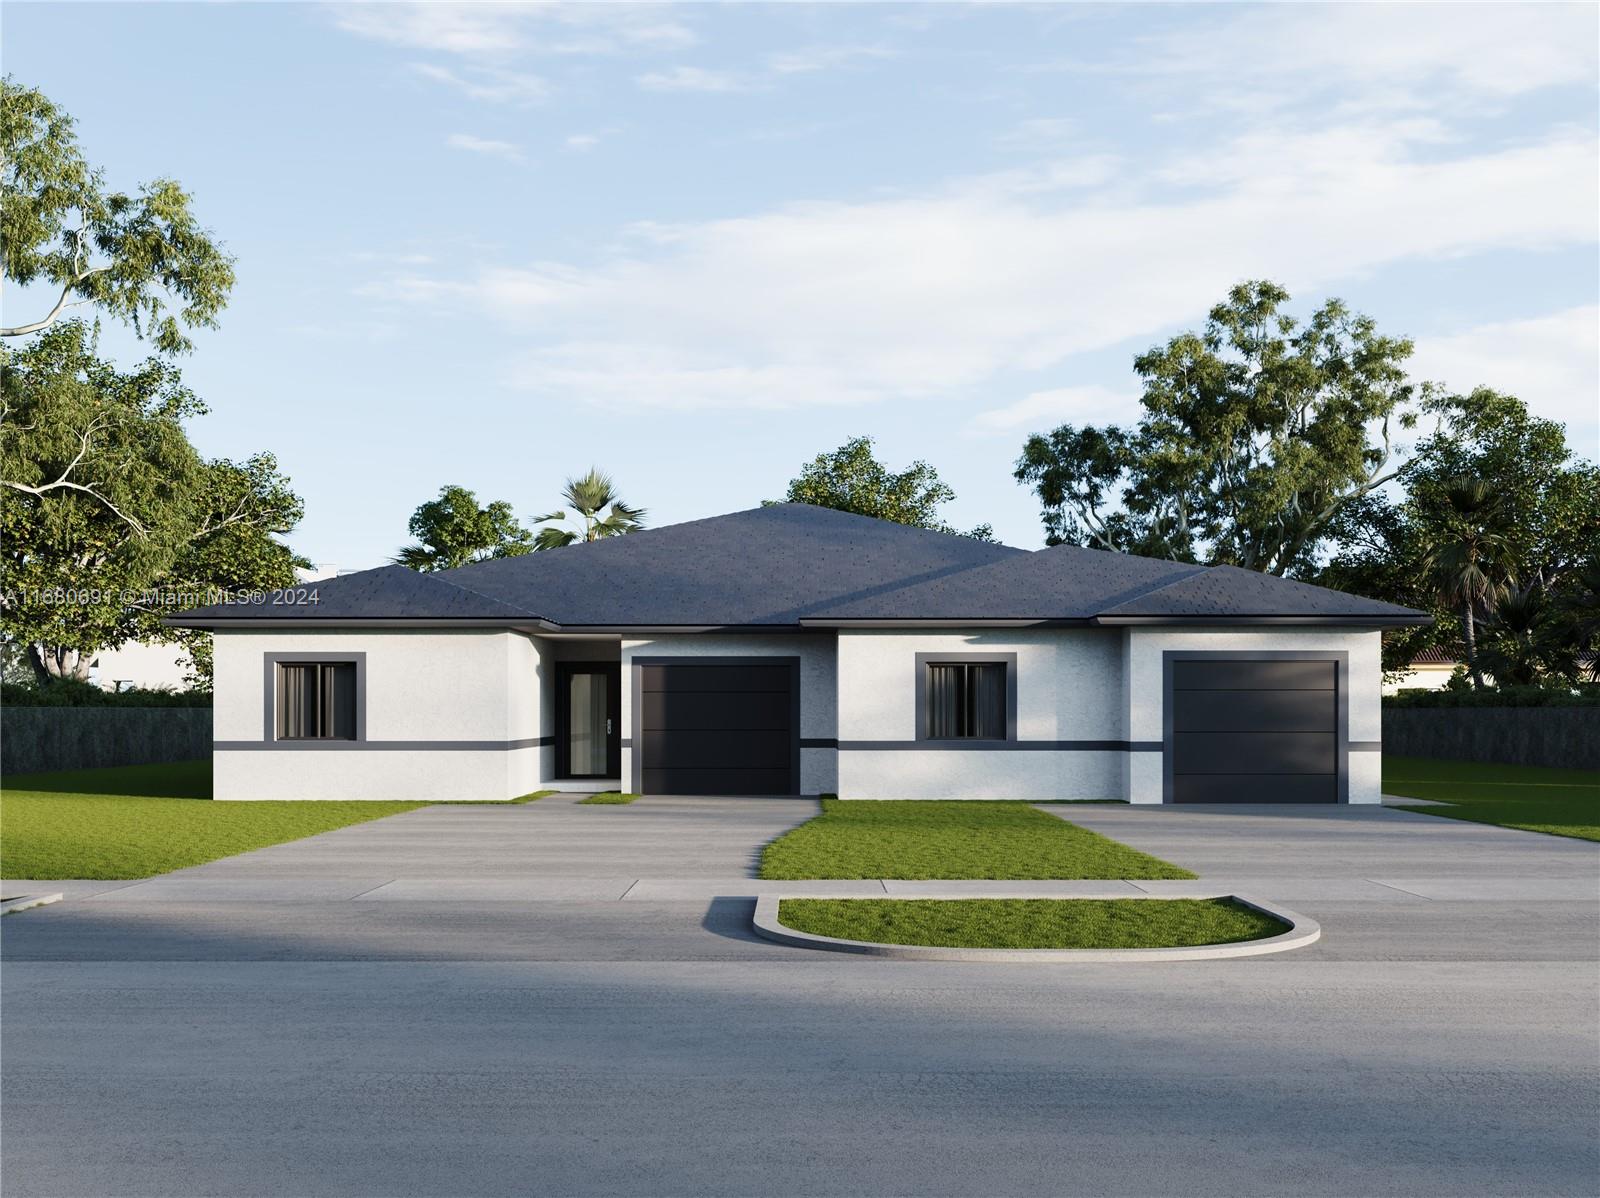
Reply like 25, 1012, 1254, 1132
1384, 684, 1600, 709
2, 679, 212, 708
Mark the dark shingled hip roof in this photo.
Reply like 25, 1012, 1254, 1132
168, 503, 1430, 629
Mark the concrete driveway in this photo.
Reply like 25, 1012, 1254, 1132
3, 796, 1597, 1196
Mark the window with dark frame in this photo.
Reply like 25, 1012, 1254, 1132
925, 662, 1007, 740
276, 662, 357, 740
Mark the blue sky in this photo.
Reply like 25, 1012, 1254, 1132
5, 2, 1597, 568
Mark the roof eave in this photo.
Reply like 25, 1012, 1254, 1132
162, 615, 562, 632
1091, 613, 1435, 628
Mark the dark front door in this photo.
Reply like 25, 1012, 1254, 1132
638, 662, 797, 795
557, 663, 621, 780
1170, 658, 1340, 803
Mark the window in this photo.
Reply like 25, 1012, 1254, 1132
925, 662, 1007, 740
276, 662, 357, 740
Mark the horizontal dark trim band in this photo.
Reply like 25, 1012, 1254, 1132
800, 738, 838, 749
1349, 741, 1382, 752
216, 736, 551, 752
836, 740, 1164, 752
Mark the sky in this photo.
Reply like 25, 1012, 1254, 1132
4, 1, 1597, 569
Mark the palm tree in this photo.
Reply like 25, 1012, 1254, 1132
1422, 476, 1516, 690
533, 468, 646, 550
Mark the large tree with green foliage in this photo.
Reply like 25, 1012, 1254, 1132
1015, 281, 1417, 574
1, 324, 304, 683
533, 468, 646, 550
775, 435, 994, 540
394, 485, 534, 571
2, 78, 235, 355
1324, 389, 1599, 683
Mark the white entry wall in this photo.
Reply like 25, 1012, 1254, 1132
835, 628, 1128, 801
211, 628, 541, 801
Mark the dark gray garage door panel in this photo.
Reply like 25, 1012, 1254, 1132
638, 661, 797, 795
1171, 689, 1336, 732
640, 729, 792, 769
641, 767, 792, 795
640, 664, 788, 693
639, 690, 789, 731
1173, 732, 1338, 775
1169, 656, 1340, 804
1173, 659, 1335, 691
1174, 774, 1337, 804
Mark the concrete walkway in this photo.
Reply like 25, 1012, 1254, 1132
4, 796, 1597, 1196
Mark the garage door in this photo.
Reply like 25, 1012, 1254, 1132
1170, 658, 1339, 804
638, 662, 797, 795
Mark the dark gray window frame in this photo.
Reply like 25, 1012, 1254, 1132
914, 651, 1018, 743
629, 655, 802, 794
262, 652, 367, 745
1161, 649, 1349, 804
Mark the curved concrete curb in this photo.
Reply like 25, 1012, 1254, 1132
1, 893, 64, 916
751, 892, 1321, 962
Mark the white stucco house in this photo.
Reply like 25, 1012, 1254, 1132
169, 505, 1429, 805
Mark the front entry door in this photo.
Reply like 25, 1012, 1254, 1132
557, 663, 621, 779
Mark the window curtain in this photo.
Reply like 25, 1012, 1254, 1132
277, 662, 356, 740
970, 664, 1005, 739
928, 664, 961, 739
927, 662, 1006, 739
324, 663, 357, 739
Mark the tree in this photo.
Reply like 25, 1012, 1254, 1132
1421, 477, 1517, 690
394, 485, 533, 571
0, 322, 304, 683
774, 435, 994, 540
2, 78, 234, 355
1323, 389, 1599, 680
533, 468, 645, 550
1015, 281, 1417, 574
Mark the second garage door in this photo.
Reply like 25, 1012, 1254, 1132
1170, 658, 1340, 804
638, 662, 797, 795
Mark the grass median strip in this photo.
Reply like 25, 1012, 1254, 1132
777, 897, 1284, 949
578, 791, 641, 805
759, 799, 1195, 880
1384, 756, 1600, 842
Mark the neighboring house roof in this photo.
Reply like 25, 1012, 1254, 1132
168, 503, 1431, 630
1406, 647, 1461, 666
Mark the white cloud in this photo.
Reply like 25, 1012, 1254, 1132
369, 123, 1596, 418
997, 118, 1078, 150
767, 45, 894, 75
1129, 4, 1597, 111
564, 133, 602, 152
1410, 306, 1600, 449
413, 63, 547, 104
333, 3, 696, 57
969, 386, 1140, 436
636, 65, 753, 94
446, 133, 525, 163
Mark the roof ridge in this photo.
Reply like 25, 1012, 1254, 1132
409, 566, 547, 620
1093, 560, 1211, 614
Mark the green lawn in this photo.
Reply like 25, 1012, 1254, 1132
578, 791, 641, 805
1384, 756, 1600, 842
759, 799, 1195, 880
1, 760, 426, 879
777, 897, 1282, 949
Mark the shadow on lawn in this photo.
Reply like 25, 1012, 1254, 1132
2, 759, 212, 800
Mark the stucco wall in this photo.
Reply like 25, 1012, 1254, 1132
621, 632, 838, 794
836, 628, 1127, 801
1124, 626, 1384, 804
212, 629, 540, 801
